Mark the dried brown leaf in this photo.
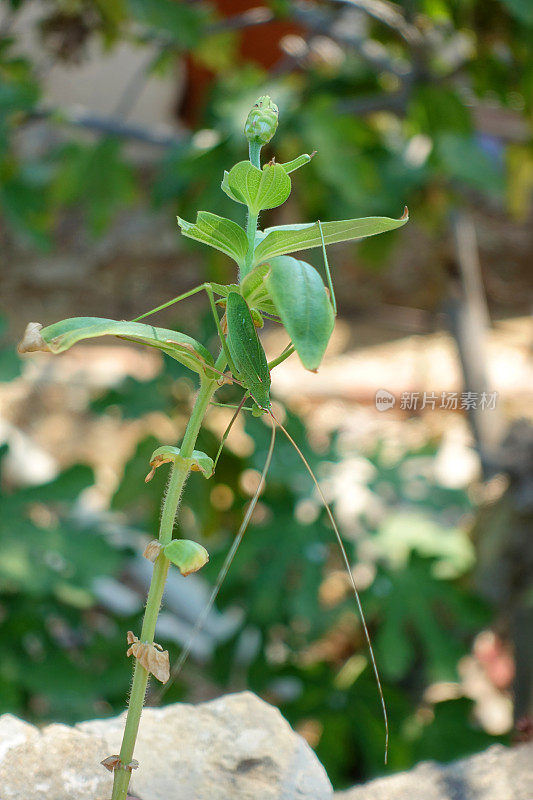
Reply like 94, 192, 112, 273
143, 540, 162, 562
126, 632, 170, 683
101, 755, 139, 773
144, 455, 173, 482
101, 755, 121, 773
17, 322, 49, 354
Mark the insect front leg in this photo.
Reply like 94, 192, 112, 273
212, 393, 250, 470
267, 343, 295, 371
203, 284, 240, 379
318, 220, 337, 315
133, 283, 224, 322
133, 282, 241, 381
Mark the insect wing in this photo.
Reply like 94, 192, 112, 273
226, 292, 271, 408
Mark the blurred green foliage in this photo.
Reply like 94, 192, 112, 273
1, 0, 532, 252
0, 447, 137, 721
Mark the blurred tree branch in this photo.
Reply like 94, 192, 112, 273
25, 106, 185, 147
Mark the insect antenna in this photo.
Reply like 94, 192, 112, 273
151, 419, 277, 705
268, 409, 389, 764
318, 219, 337, 315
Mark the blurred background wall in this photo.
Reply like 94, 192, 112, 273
0, 0, 532, 789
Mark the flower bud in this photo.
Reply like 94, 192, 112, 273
244, 95, 279, 145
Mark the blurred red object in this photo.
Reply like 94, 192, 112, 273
513, 716, 533, 744
474, 630, 515, 691
179, 1, 305, 125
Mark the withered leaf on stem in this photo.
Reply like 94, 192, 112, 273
126, 631, 170, 683
142, 540, 162, 562
101, 755, 139, 773
17, 322, 49, 354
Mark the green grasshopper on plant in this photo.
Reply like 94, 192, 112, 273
18, 95, 408, 798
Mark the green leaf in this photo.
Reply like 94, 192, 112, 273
265, 257, 335, 371
91, 375, 169, 419
240, 262, 270, 300
19, 318, 215, 377
163, 539, 209, 576
376, 555, 489, 682
436, 134, 504, 195
128, 0, 206, 47
220, 170, 240, 203
278, 153, 314, 173
51, 138, 136, 235
146, 445, 214, 481
0, 516, 121, 598
224, 160, 291, 214
415, 698, 507, 763
0, 314, 21, 381
0, 76, 39, 113
499, 0, 533, 25
0, 166, 52, 248
11, 464, 94, 507
239, 263, 277, 316
254, 210, 408, 264
177, 211, 248, 267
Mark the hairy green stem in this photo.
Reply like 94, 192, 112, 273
242, 140, 262, 278
248, 140, 261, 169
111, 132, 264, 800
111, 355, 225, 800
244, 210, 258, 277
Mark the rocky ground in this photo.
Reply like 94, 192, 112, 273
0, 692, 530, 800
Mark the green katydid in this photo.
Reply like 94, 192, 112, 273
145, 256, 389, 761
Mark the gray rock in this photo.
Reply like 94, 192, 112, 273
335, 742, 533, 800
2, 695, 530, 800
0, 692, 333, 800
0, 714, 110, 800
79, 691, 333, 800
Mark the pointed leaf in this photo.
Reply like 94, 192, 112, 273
278, 153, 314, 173
265, 257, 335, 371
19, 318, 215, 376
254, 209, 409, 264
164, 539, 209, 576
221, 170, 240, 203
177, 211, 248, 267
226, 160, 291, 214
240, 262, 270, 300
239, 264, 277, 315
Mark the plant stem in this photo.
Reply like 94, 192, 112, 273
242, 140, 262, 278
244, 210, 258, 278
111, 133, 264, 800
249, 140, 261, 168
110, 356, 225, 800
